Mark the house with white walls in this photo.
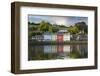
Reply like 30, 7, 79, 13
63, 33, 70, 41
43, 27, 70, 42
51, 33, 57, 41
43, 33, 52, 41
57, 28, 70, 42
43, 32, 70, 42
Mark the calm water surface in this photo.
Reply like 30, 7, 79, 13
28, 44, 88, 60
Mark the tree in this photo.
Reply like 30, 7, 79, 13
52, 24, 59, 33
38, 21, 52, 32
75, 22, 87, 34
49, 26, 52, 32
68, 26, 79, 34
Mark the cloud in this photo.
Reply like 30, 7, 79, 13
52, 17, 68, 25
28, 15, 88, 26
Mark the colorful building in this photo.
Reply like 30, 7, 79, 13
57, 33, 70, 42
43, 33, 52, 41
43, 32, 70, 42
51, 34, 57, 41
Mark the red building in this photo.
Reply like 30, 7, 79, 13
57, 34, 63, 42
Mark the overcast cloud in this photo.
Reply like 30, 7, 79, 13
28, 15, 88, 26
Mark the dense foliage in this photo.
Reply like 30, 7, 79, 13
28, 21, 88, 38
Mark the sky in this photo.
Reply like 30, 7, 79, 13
28, 15, 88, 26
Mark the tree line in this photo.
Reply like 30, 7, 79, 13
28, 21, 87, 38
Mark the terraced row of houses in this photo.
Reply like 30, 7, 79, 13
32, 34, 88, 42
31, 29, 87, 42
31, 28, 71, 42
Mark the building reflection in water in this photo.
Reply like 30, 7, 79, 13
28, 44, 88, 60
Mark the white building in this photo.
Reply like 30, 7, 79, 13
51, 34, 57, 41
43, 32, 70, 42
58, 28, 70, 41
63, 33, 70, 41
43, 33, 52, 41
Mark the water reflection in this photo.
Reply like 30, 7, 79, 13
28, 44, 88, 60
